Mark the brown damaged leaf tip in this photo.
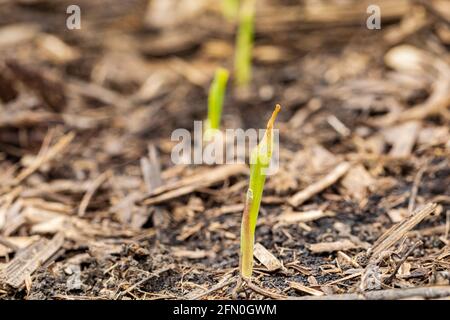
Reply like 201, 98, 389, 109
267, 104, 281, 131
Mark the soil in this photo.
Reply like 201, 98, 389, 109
0, 0, 449, 300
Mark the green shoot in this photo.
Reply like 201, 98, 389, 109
204, 68, 229, 142
234, 0, 255, 87
222, 0, 240, 21
240, 104, 281, 278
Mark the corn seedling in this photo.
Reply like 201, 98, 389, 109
240, 104, 281, 278
204, 68, 229, 142
234, 0, 255, 87
222, 0, 240, 21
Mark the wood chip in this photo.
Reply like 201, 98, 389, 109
383, 121, 420, 157
0, 236, 40, 256
78, 171, 111, 217
387, 208, 409, 223
176, 223, 204, 241
167, 57, 209, 86
12, 132, 75, 185
1, 233, 64, 288
145, 0, 207, 29
140, 144, 162, 194
37, 34, 80, 63
253, 243, 282, 272
308, 239, 359, 253
0, 24, 40, 48
337, 251, 360, 268
276, 209, 335, 224
289, 162, 351, 207
289, 281, 324, 296
6, 60, 67, 112
341, 164, 374, 201
327, 115, 350, 137
172, 248, 214, 260
142, 164, 248, 205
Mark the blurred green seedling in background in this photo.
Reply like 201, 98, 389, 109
204, 68, 229, 142
234, 0, 255, 87
222, 0, 240, 21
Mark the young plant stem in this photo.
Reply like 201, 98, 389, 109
240, 104, 281, 278
205, 68, 229, 141
222, 0, 240, 21
234, 0, 255, 87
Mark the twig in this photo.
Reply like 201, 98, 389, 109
289, 282, 324, 296
244, 278, 289, 300
0, 236, 19, 252
327, 115, 350, 137
78, 170, 111, 217
185, 274, 236, 300
142, 164, 248, 205
289, 162, 350, 207
323, 271, 362, 286
231, 276, 243, 299
385, 240, 422, 285
115, 264, 173, 300
288, 286, 450, 300
12, 132, 75, 185
408, 163, 428, 213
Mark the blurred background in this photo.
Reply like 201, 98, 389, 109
0, 0, 448, 147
